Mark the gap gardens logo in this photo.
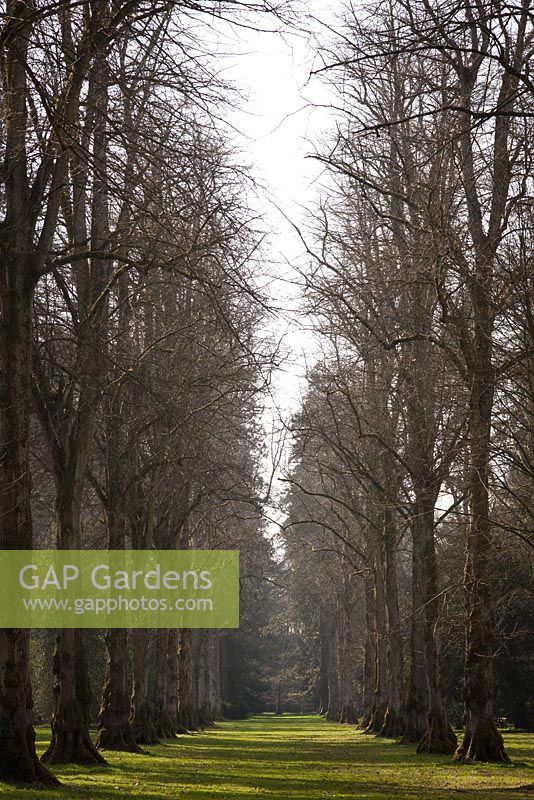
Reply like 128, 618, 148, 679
0, 550, 239, 628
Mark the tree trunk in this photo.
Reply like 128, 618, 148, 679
42, 628, 106, 765
0, 11, 58, 779
152, 630, 176, 739
177, 629, 198, 731
365, 559, 388, 733
338, 583, 358, 724
197, 630, 213, 727
0, 256, 58, 785
208, 631, 222, 721
325, 613, 340, 721
96, 628, 141, 753
96, 503, 140, 752
418, 633, 457, 755
130, 630, 159, 745
454, 372, 509, 762
401, 510, 429, 743
417, 502, 457, 755
41, 488, 105, 765
318, 607, 330, 715
398, 275, 458, 752
380, 506, 405, 738
0, 630, 59, 785
167, 630, 184, 733
360, 573, 377, 730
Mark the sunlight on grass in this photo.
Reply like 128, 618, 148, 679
0, 715, 533, 800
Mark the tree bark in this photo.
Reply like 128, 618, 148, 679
152, 630, 176, 739
401, 516, 429, 743
416, 503, 457, 755
41, 484, 105, 765
365, 552, 388, 733
96, 441, 139, 752
318, 607, 330, 715
42, 628, 106, 765
0, 269, 58, 784
167, 630, 185, 733
96, 628, 141, 753
338, 581, 358, 724
197, 630, 213, 727
208, 631, 222, 721
454, 375, 508, 762
0, 0, 59, 784
130, 630, 159, 745
0, 629, 59, 785
380, 505, 405, 738
325, 612, 340, 721
177, 629, 198, 731
360, 573, 377, 730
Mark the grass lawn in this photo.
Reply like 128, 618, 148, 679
0, 715, 533, 799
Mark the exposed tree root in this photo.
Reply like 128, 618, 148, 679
400, 710, 428, 744
95, 723, 143, 753
130, 702, 159, 745
454, 718, 510, 763
364, 703, 386, 734
417, 716, 458, 755
42, 726, 107, 766
154, 715, 177, 740
0, 722, 60, 786
379, 708, 406, 738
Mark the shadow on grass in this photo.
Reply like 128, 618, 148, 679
1, 716, 529, 800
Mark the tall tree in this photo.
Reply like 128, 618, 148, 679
0, 0, 108, 781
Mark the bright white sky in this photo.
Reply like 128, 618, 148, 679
198, 3, 342, 527
212, 2, 339, 412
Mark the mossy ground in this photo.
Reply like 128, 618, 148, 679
0, 715, 533, 799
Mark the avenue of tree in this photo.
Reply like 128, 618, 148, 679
0, 0, 533, 789
283, 0, 534, 766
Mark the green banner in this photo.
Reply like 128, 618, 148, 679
0, 550, 239, 629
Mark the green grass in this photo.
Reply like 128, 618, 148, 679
1, 715, 533, 799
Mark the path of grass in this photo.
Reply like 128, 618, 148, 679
0, 715, 533, 799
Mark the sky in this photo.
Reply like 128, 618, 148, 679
209, 2, 339, 414
194, 3, 342, 528
218, 6, 339, 525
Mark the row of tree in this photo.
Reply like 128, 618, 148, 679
2, 0, 533, 787
0, 0, 283, 786
283, 0, 534, 764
